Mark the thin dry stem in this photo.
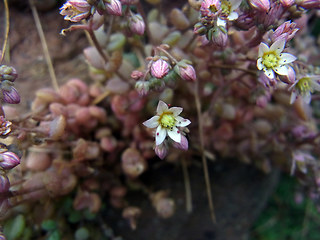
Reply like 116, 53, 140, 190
194, 78, 217, 223
0, 0, 10, 63
29, 0, 59, 91
181, 158, 193, 213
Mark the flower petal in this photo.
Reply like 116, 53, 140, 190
156, 125, 166, 145
228, 12, 238, 21
175, 116, 191, 127
257, 58, 263, 70
311, 81, 320, 92
270, 38, 285, 54
167, 127, 181, 143
217, 18, 226, 27
143, 116, 159, 128
258, 43, 269, 57
230, 0, 242, 9
279, 53, 297, 64
156, 100, 168, 114
169, 107, 183, 116
263, 68, 275, 79
290, 91, 297, 104
302, 92, 311, 104
273, 65, 288, 76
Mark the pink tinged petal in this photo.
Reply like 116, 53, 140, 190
228, 12, 238, 21
263, 68, 275, 79
175, 116, 191, 127
172, 135, 189, 150
273, 65, 288, 76
279, 53, 297, 64
290, 91, 297, 104
167, 127, 181, 143
258, 43, 269, 57
169, 107, 183, 116
156, 125, 166, 145
155, 144, 168, 160
156, 100, 169, 114
270, 38, 285, 54
257, 58, 263, 70
143, 116, 159, 128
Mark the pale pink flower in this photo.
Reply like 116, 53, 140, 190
143, 101, 191, 146
59, 0, 91, 22
289, 75, 320, 104
257, 38, 297, 79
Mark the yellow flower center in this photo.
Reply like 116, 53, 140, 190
262, 52, 279, 69
221, 0, 231, 16
159, 113, 176, 129
296, 77, 312, 93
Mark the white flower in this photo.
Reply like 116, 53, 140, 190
220, 0, 242, 21
257, 38, 296, 79
289, 75, 320, 104
143, 101, 191, 146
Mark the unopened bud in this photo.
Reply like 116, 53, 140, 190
0, 174, 10, 193
1, 80, 20, 104
135, 81, 149, 96
129, 13, 145, 35
194, 22, 207, 35
0, 151, 20, 170
150, 59, 170, 79
175, 61, 197, 82
172, 135, 189, 150
280, 0, 294, 7
297, 0, 320, 9
249, 0, 270, 12
154, 143, 168, 160
0, 65, 18, 82
106, 0, 122, 16
208, 26, 228, 48
131, 70, 144, 80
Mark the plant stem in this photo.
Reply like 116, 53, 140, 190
194, 76, 216, 223
181, 158, 193, 213
29, 0, 59, 91
87, 29, 109, 63
0, 0, 10, 63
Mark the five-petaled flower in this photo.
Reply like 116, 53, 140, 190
257, 38, 296, 79
143, 101, 191, 146
289, 75, 320, 104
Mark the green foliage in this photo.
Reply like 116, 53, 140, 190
250, 175, 320, 240
3, 214, 26, 240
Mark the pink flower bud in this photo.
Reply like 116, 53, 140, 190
176, 62, 196, 82
297, 0, 320, 9
2, 85, 20, 104
150, 59, 170, 79
0, 151, 20, 170
155, 144, 168, 160
129, 13, 145, 35
272, 21, 299, 42
131, 70, 144, 80
209, 26, 228, 48
172, 135, 189, 150
249, 0, 270, 12
106, 0, 122, 16
0, 174, 10, 193
280, 0, 294, 7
